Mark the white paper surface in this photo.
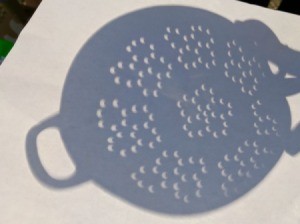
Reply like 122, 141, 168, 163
0, 0, 300, 223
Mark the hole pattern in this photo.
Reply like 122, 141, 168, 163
251, 100, 280, 136
176, 84, 233, 139
163, 25, 216, 71
109, 37, 172, 98
224, 40, 265, 96
97, 99, 162, 156
131, 150, 207, 203
218, 139, 274, 197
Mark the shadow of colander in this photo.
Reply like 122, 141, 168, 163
26, 6, 300, 214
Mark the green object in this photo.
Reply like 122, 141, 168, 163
0, 38, 13, 57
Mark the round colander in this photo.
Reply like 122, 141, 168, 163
26, 6, 299, 214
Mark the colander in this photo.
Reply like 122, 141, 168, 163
26, 6, 300, 214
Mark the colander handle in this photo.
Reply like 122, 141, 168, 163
26, 114, 87, 188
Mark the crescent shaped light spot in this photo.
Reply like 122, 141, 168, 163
132, 125, 138, 131
107, 145, 113, 152
221, 183, 227, 191
228, 175, 234, 182
241, 86, 246, 93
188, 131, 194, 138
225, 71, 229, 78
234, 154, 239, 162
148, 185, 155, 194
164, 34, 169, 41
110, 67, 116, 75
223, 121, 228, 128
182, 94, 188, 102
155, 158, 162, 166
198, 57, 202, 63
175, 192, 180, 200
220, 114, 226, 120
173, 167, 180, 176
183, 195, 190, 203
258, 117, 264, 122
191, 25, 196, 31
114, 76, 121, 85
137, 139, 143, 146
239, 78, 243, 85
196, 181, 202, 189
150, 52, 156, 59
244, 140, 250, 147
179, 48, 184, 54
224, 154, 230, 161
221, 169, 227, 177
142, 105, 148, 113
117, 61, 123, 69
178, 159, 184, 167
192, 173, 199, 181
138, 70, 144, 78
194, 48, 199, 55
110, 125, 117, 132
143, 122, 149, 129
137, 79, 143, 87
181, 174, 187, 182
131, 105, 138, 113
195, 89, 200, 96
131, 172, 137, 180
152, 166, 159, 174
156, 72, 162, 80
162, 150, 168, 158
246, 171, 251, 178
192, 61, 197, 68
111, 130, 119, 140
137, 180, 144, 188
153, 90, 159, 97
240, 161, 246, 167
199, 158, 205, 165
211, 97, 216, 104
201, 84, 206, 91
264, 130, 270, 135
224, 62, 229, 69
132, 55, 138, 62
180, 110, 186, 118
197, 105, 202, 112
250, 157, 256, 163
254, 164, 259, 169
228, 110, 233, 117
162, 172, 167, 179
253, 141, 258, 147
183, 35, 188, 42
98, 120, 104, 128
196, 190, 201, 198
139, 166, 146, 174
156, 135, 162, 143
130, 132, 136, 139
171, 42, 176, 49
218, 161, 223, 169
99, 99, 106, 108
121, 109, 127, 117
248, 90, 254, 96
206, 104, 212, 111
96, 109, 103, 118
222, 129, 228, 136
131, 145, 137, 153
213, 132, 219, 138
107, 137, 114, 144
254, 149, 260, 155
126, 80, 133, 88
196, 114, 201, 121
184, 63, 189, 70
166, 71, 172, 79
149, 44, 155, 50
205, 126, 211, 133
237, 147, 244, 153
112, 99, 119, 108
126, 45, 132, 52
176, 101, 182, 108
143, 88, 149, 97
203, 111, 208, 117
231, 76, 236, 83
120, 149, 127, 157
201, 166, 208, 174
256, 130, 262, 135
131, 40, 137, 47
121, 119, 127, 127
149, 141, 155, 149
251, 104, 256, 110
174, 151, 179, 158
191, 97, 196, 105
219, 98, 225, 105
189, 157, 195, 164
238, 169, 243, 177
173, 182, 180, 191
147, 67, 153, 74
198, 130, 203, 137
157, 82, 162, 89
161, 181, 168, 189
254, 122, 259, 128
151, 128, 157, 135
129, 63, 135, 70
